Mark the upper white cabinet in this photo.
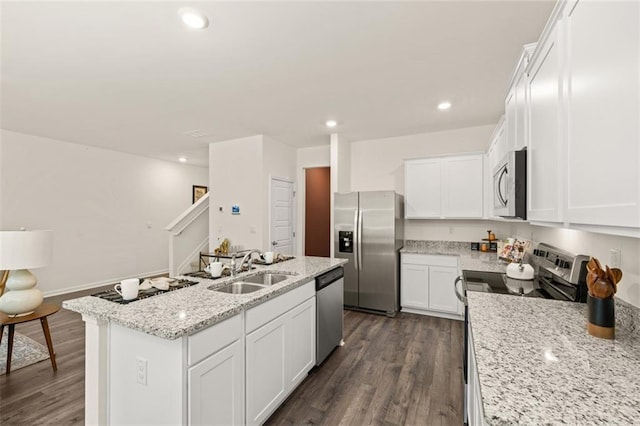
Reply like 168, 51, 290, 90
527, 20, 563, 223
525, 0, 640, 235
504, 44, 536, 152
405, 158, 442, 218
405, 154, 484, 219
564, 0, 640, 229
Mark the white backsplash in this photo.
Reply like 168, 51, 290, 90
404, 218, 640, 308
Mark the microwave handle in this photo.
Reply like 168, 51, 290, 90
497, 167, 508, 207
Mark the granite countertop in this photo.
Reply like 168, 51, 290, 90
401, 240, 508, 273
63, 256, 347, 340
468, 292, 640, 425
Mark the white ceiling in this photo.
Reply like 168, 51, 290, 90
1, 1, 555, 167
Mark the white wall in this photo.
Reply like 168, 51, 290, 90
0, 130, 208, 296
350, 125, 496, 241
511, 222, 640, 308
295, 145, 330, 256
350, 125, 494, 194
209, 135, 296, 253
263, 136, 296, 252
209, 135, 263, 251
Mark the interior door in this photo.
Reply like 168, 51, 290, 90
270, 178, 294, 255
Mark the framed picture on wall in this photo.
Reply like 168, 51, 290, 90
192, 185, 208, 204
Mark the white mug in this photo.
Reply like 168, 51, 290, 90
207, 261, 229, 278
115, 278, 139, 300
263, 251, 274, 264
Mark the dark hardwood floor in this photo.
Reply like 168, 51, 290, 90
266, 310, 464, 426
1, 292, 463, 426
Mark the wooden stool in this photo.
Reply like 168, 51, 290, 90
0, 303, 60, 375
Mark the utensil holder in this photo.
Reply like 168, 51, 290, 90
587, 295, 615, 339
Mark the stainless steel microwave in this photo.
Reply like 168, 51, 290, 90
493, 149, 527, 219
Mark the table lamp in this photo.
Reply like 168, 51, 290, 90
0, 229, 53, 316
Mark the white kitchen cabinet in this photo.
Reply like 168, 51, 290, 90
285, 298, 316, 388
108, 314, 244, 426
246, 313, 286, 425
564, 0, 640, 229
189, 339, 244, 426
405, 158, 441, 218
527, 21, 563, 223
405, 154, 484, 219
504, 44, 536, 153
245, 282, 316, 425
400, 253, 462, 319
442, 155, 484, 218
400, 261, 429, 309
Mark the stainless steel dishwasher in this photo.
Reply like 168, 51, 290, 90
316, 267, 344, 365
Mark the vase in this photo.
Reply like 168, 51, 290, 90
587, 294, 615, 339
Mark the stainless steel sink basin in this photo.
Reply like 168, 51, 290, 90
241, 273, 290, 286
214, 282, 267, 294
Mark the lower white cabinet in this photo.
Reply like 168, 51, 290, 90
189, 339, 244, 426
401, 254, 462, 318
245, 282, 316, 425
246, 314, 287, 425
105, 280, 316, 426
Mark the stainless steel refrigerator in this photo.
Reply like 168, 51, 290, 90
334, 191, 404, 316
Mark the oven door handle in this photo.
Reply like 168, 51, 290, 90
454, 275, 468, 305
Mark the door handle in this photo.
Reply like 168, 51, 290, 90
353, 210, 359, 271
272, 241, 278, 246
454, 276, 468, 305
358, 210, 363, 271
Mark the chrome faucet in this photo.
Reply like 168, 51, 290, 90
232, 249, 261, 275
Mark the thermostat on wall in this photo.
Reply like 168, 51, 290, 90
231, 204, 240, 215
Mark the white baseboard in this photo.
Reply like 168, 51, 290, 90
42, 269, 169, 298
401, 306, 464, 321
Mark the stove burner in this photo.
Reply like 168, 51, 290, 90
92, 279, 199, 304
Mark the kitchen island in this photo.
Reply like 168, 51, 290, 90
64, 256, 347, 426
467, 291, 640, 425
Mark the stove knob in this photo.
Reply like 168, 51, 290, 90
555, 258, 561, 266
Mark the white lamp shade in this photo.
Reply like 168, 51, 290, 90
0, 230, 53, 270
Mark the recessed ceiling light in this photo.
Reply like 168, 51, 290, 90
438, 101, 452, 110
325, 120, 338, 128
179, 157, 187, 163
177, 8, 209, 30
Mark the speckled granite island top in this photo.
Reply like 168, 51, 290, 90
63, 256, 347, 340
401, 240, 508, 273
468, 292, 640, 425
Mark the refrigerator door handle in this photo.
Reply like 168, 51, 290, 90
353, 209, 359, 271
358, 210, 363, 271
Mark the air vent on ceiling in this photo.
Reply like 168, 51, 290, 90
183, 129, 210, 138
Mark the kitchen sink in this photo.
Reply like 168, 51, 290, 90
240, 272, 291, 286
213, 282, 267, 294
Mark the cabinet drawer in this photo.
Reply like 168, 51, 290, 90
402, 253, 458, 268
245, 280, 315, 334
188, 314, 242, 366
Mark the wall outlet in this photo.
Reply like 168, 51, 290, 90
609, 249, 621, 268
136, 356, 147, 386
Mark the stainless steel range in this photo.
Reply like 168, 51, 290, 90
456, 243, 590, 303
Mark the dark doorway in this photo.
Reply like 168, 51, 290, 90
305, 167, 331, 257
